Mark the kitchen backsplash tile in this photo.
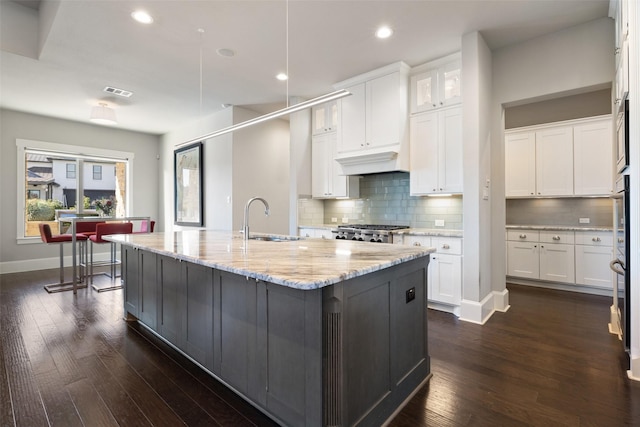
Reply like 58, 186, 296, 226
299, 172, 463, 229
506, 197, 612, 227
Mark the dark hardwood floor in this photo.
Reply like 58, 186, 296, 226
2, 268, 639, 426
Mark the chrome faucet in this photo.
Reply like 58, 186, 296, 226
243, 197, 270, 240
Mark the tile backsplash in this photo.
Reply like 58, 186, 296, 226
506, 197, 612, 227
299, 172, 463, 229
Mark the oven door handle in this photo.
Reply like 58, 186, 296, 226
610, 259, 626, 275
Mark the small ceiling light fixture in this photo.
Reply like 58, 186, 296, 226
375, 25, 393, 39
276, 73, 288, 81
131, 10, 154, 24
90, 103, 117, 126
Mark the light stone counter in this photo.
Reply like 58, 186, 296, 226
506, 225, 612, 232
394, 228, 463, 238
107, 230, 434, 290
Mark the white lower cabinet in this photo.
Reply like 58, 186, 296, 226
396, 234, 462, 308
298, 227, 333, 239
507, 228, 613, 291
574, 231, 614, 289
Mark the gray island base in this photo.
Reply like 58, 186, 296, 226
107, 230, 434, 426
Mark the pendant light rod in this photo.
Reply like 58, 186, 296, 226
177, 89, 351, 148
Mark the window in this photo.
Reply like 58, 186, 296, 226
16, 139, 134, 241
66, 163, 76, 178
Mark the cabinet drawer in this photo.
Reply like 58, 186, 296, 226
574, 231, 613, 246
402, 235, 431, 247
506, 230, 539, 242
539, 230, 574, 244
432, 237, 462, 255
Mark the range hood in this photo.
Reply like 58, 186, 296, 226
335, 147, 408, 176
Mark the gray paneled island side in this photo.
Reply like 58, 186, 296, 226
106, 230, 434, 427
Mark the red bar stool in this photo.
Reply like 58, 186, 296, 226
88, 222, 133, 292
75, 220, 104, 278
38, 223, 89, 293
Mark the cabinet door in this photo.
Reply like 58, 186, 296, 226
139, 249, 158, 330
429, 254, 461, 305
439, 107, 463, 193
311, 134, 330, 198
505, 132, 536, 197
411, 70, 438, 113
573, 120, 613, 196
368, 72, 401, 149
122, 245, 139, 317
409, 112, 438, 195
535, 126, 573, 196
312, 100, 339, 135
539, 243, 574, 284
313, 132, 349, 198
158, 255, 182, 344
575, 245, 614, 288
506, 241, 539, 278
338, 83, 366, 153
438, 61, 461, 107
183, 262, 214, 370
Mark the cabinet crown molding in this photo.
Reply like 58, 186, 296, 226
333, 61, 410, 89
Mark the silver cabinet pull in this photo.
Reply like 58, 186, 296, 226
592, 237, 601, 242
552, 236, 561, 241
413, 242, 421, 246
618, 238, 624, 243
441, 244, 450, 249
519, 234, 527, 239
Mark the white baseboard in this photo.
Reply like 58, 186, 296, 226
1, 252, 112, 274
459, 289, 510, 324
628, 356, 640, 382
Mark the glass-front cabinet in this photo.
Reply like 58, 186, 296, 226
410, 54, 461, 114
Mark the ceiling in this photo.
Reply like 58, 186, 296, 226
0, 0, 610, 135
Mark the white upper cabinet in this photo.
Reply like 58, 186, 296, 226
613, 0, 629, 105
535, 126, 574, 196
410, 54, 461, 114
505, 116, 612, 198
410, 106, 462, 195
311, 132, 359, 199
333, 62, 410, 175
337, 71, 406, 154
573, 119, 613, 196
505, 132, 536, 197
311, 100, 339, 135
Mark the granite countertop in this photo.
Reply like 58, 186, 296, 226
393, 228, 463, 238
106, 230, 434, 290
298, 225, 464, 238
506, 225, 613, 232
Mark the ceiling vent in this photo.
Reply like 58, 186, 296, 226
103, 86, 133, 98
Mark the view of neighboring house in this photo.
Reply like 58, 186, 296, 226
26, 153, 117, 207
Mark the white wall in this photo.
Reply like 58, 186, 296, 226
489, 17, 614, 309
231, 108, 290, 235
460, 31, 496, 323
0, 108, 160, 270
160, 106, 291, 235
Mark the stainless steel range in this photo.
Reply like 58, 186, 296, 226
331, 224, 410, 243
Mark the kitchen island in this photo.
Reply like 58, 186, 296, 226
107, 230, 434, 427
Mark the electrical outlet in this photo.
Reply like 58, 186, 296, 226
341, 217, 349, 224
579, 218, 590, 224
331, 217, 338, 223
406, 287, 416, 303
435, 219, 445, 227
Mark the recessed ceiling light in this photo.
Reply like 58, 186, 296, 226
131, 10, 153, 24
375, 26, 393, 39
276, 73, 288, 81
217, 48, 236, 57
